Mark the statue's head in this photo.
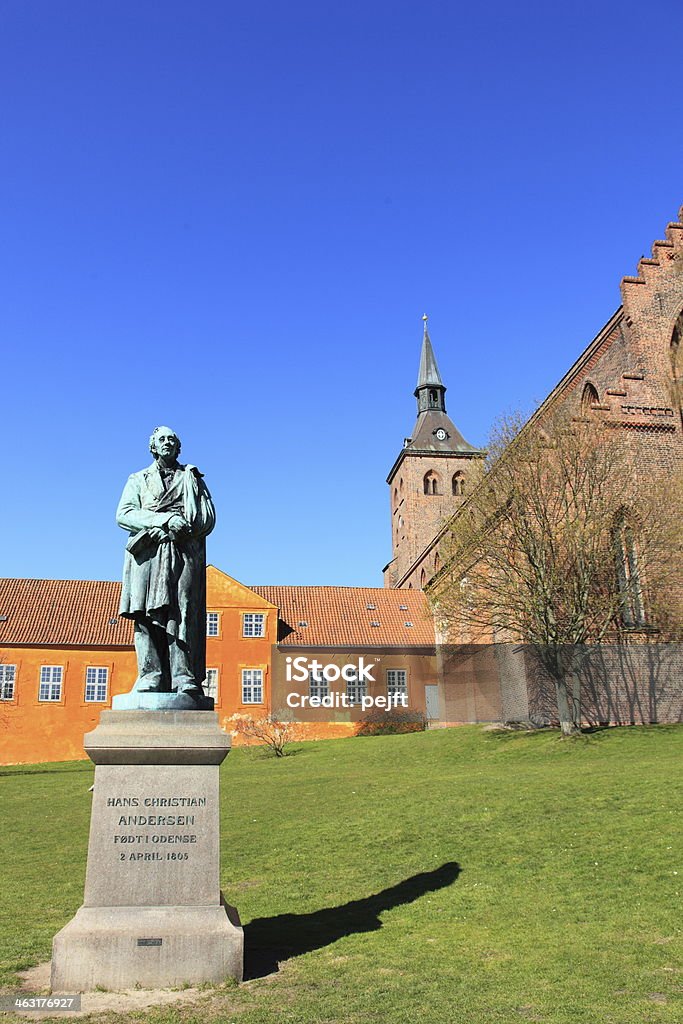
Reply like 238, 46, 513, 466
149, 426, 181, 460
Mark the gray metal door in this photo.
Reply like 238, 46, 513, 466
425, 685, 440, 721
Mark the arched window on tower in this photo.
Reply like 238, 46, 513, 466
452, 471, 465, 496
420, 568, 427, 588
613, 512, 646, 628
429, 389, 438, 407
423, 470, 441, 495
581, 382, 600, 414
399, 477, 404, 495
434, 552, 441, 573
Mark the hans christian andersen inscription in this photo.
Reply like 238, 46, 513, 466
108, 795, 206, 861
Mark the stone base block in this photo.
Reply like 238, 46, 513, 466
112, 692, 214, 711
51, 899, 243, 991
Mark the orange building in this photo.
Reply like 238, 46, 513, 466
0, 568, 436, 765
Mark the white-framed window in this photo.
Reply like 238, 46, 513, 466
345, 667, 366, 705
206, 612, 220, 637
242, 613, 265, 638
0, 665, 16, 701
387, 669, 408, 699
205, 668, 219, 700
242, 668, 263, 704
84, 667, 108, 702
39, 666, 63, 702
309, 669, 328, 700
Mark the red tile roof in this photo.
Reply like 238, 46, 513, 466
0, 578, 435, 650
251, 586, 434, 647
0, 578, 132, 647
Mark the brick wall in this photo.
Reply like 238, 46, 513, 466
435, 642, 683, 726
387, 452, 483, 586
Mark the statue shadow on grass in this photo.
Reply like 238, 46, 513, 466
243, 860, 461, 979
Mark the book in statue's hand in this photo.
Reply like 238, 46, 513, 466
125, 529, 156, 556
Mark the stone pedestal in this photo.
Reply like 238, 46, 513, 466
51, 711, 243, 991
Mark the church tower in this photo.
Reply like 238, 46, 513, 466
383, 317, 486, 588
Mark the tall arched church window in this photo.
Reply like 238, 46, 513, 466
614, 513, 645, 628
671, 309, 683, 429
420, 568, 427, 588
672, 309, 683, 373
581, 382, 600, 414
452, 471, 465, 496
423, 470, 441, 495
434, 552, 441, 572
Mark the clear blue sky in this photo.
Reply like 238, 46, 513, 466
2, 0, 682, 586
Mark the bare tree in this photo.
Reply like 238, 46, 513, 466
429, 412, 683, 735
228, 712, 302, 757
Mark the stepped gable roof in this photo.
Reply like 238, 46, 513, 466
0, 578, 132, 647
250, 585, 435, 647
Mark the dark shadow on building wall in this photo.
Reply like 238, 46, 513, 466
522, 643, 683, 726
243, 860, 461, 980
437, 643, 683, 726
578, 643, 683, 725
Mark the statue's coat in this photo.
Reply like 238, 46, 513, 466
116, 462, 216, 688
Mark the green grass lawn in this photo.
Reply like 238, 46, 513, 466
1, 725, 681, 1023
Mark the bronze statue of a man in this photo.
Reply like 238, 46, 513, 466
115, 426, 216, 707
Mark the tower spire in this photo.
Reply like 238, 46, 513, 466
416, 314, 444, 390
415, 314, 446, 411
